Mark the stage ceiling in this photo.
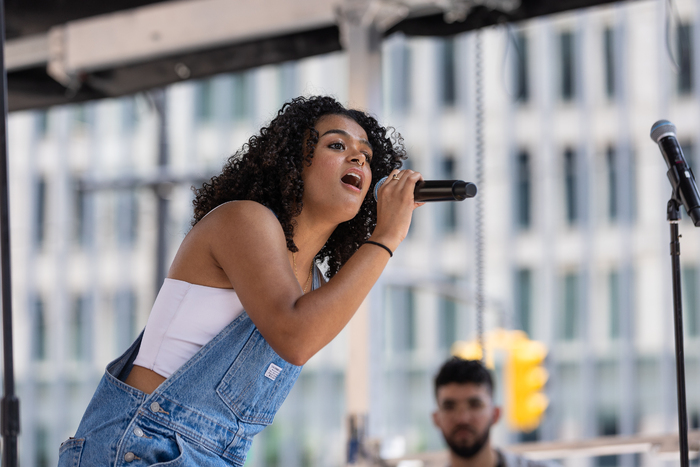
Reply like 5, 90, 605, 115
6, 0, 629, 111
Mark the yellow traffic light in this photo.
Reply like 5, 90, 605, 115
451, 329, 519, 369
451, 329, 549, 431
505, 336, 549, 432
451, 339, 484, 362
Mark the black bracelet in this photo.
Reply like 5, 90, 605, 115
365, 240, 393, 258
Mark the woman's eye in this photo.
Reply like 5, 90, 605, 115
329, 142, 345, 150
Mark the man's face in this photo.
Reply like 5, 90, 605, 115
432, 382, 500, 459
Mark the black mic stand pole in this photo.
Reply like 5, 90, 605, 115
667, 197, 690, 467
0, 0, 20, 465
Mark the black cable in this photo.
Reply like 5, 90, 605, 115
664, 0, 682, 73
475, 30, 486, 362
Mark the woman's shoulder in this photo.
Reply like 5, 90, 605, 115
201, 200, 277, 225
171, 201, 283, 287
198, 201, 283, 246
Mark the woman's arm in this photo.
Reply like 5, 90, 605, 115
209, 170, 422, 365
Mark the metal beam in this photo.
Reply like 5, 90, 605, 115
4, 33, 48, 71
46, 0, 336, 83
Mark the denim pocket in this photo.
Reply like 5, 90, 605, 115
150, 433, 186, 466
57, 438, 85, 467
216, 329, 301, 425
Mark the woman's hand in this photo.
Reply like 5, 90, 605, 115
371, 169, 424, 251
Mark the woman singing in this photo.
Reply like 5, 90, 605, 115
58, 95, 423, 466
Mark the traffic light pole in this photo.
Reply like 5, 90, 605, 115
667, 198, 690, 467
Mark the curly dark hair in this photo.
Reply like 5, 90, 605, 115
192, 95, 406, 278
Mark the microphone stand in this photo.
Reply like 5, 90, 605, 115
0, 0, 19, 461
0, 0, 20, 464
667, 196, 690, 467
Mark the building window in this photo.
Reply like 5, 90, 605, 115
515, 268, 533, 335
597, 413, 619, 466
36, 425, 50, 467
259, 423, 282, 467
196, 78, 215, 122
677, 23, 693, 95
73, 103, 90, 133
121, 96, 139, 134
36, 110, 49, 138
514, 31, 529, 102
71, 295, 89, 360
404, 288, 416, 351
682, 266, 699, 337
603, 27, 616, 99
609, 270, 620, 339
34, 176, 47, 248
438, 296, 457, 350
114, 289, 137, 352
32, 295, 47, 361
440, 37, 457, 107
562, 272, 579, 340
606, 146, 618, 221
442, 156, 457, 232
232, 72, 251, 120
116, 191, 139, 247
73, 180, 92, 247
387, 40, 411, 112
559, 30, 576, 101
564, 148, 578, 225
515, 150, 531, 229
607, 146, 638, 224
628, 150, 637, 223
387, 286, 416, 352
278, 62, 297, 106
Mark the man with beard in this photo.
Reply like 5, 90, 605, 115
432, 357, 558, 467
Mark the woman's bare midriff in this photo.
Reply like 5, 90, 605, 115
125, 365, 167, 394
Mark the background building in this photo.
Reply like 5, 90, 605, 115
6, 0, 700, 466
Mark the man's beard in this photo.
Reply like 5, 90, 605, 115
443, 423, 491, 459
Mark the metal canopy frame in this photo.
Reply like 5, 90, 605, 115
5, 0, 626, 112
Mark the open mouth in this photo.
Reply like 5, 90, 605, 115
341, 172, 363, 190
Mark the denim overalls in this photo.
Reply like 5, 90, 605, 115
58, 269, 320, 466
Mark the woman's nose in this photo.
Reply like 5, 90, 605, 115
349, 151, 367, 167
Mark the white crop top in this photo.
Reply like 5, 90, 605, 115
134, 267, 322, 378
133, 279, 245, 378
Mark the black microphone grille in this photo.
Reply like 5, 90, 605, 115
650, 120, 676, 143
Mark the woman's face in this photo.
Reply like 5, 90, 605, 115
301, 114, 373, 223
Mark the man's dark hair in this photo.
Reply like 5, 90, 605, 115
434, 357, 495, 397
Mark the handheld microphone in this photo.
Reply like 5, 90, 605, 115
650, 120, 700, 226
373, 177, 477, 202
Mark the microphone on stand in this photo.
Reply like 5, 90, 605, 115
374, 177, 477, 202
650, 120, 700, 226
